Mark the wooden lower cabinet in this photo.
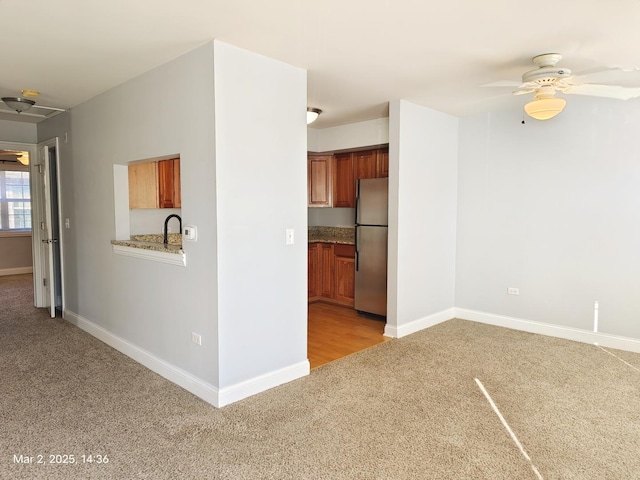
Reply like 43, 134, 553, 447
333, 245, 356, 306
308, 242, 355, 307
319, 243, 334, 298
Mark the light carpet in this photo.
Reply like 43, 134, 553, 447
2, 274, 640, 479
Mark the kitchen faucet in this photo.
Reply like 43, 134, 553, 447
163, 214, 182, 245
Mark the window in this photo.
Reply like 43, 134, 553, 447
0, 169, 31, 232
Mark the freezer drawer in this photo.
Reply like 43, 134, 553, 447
354, 225, 387, 316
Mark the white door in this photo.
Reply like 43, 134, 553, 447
40, 145, 56, 317
32, 138, 64, 316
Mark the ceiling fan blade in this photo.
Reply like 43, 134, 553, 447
562, 83, 640, 100
513, 88, 536, 96
483, 80, 522, 88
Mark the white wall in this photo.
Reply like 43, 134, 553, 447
456, 97, 640, 340
308, 117, 389, 152
213, 41, 309, 393
386, 100, 458, 337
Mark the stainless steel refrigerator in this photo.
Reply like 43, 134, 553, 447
355, 177, 388, 317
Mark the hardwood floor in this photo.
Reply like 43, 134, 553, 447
308, 301, 390, 369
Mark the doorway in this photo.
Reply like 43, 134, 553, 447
0, 142, 37, 299
307, 301, 389, 369
34, 139, 65, 317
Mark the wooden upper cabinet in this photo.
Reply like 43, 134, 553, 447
129, 158, 181, 209
377, 149, 389, 178
308, 147, 387, 209
353, 150, 378, 181
333, 153, 355, 208
129, 162, 159, 209
158, 159, 181, 208
308, 155, 332, 207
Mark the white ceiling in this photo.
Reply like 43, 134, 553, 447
2, 0, 640, 128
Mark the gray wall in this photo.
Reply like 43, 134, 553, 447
308, 208, 355, 227
0, 119, 37, 143
456, 96, 640, 340
47, 43, 220, 385
35, 40, 309, 404
0, 236, 32, 272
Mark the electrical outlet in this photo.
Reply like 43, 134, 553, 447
191, 332, 202, 346
507, 287, 520, 295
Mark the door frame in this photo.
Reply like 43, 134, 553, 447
34, 137, 65, 316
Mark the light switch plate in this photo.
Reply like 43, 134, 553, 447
286, 228, 295, 245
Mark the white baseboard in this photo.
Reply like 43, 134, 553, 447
63, 309, 310, 408
384, 308, 455, 338
455, 308, 640, 354
64, 310, 220, 407
0, 266, 33, 276
218, 360, 310, 408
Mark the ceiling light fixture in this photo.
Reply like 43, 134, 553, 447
2, 97, 36, 113
524, 93, 566, 121
307, 107, 322, 124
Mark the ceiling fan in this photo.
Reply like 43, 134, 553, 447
490, 53, 640, 120
0, 150, 29, 165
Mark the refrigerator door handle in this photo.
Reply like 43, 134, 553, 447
354, 225, 359, 271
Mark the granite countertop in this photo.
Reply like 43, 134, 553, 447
308, 226, 355, 245
111, 233, 184, 254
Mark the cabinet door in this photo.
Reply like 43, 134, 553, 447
128, 162, 159, 209
353, 150, 378, 196
333, 153, 354, 208
354, 150, 378, 180
308, 243, 320, 298
158, 159, 181, 208
320, 243, 334, 298
308, 155, 332, 207
334, 244, 355, 306
377, 149, 389, 178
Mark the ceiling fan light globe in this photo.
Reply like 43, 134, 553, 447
524, 97, 566, 120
